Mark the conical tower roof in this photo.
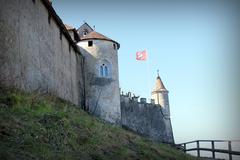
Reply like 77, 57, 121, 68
152, 71, 168, 93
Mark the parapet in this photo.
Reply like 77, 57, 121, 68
120, 91, 156, 106
120, 90, 174, 143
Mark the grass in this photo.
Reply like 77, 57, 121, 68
0, 87, 199, 160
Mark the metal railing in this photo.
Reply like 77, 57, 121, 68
176, 140, 240, 160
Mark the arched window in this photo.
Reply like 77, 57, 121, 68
104, 66, 108, 77
98, 60, 111, 78
100, 65, 104, 77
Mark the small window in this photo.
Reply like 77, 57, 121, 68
113, 43, 116, 50
83, 31, 88, 36
88, 41, 93, 47
83, 29, 88, 36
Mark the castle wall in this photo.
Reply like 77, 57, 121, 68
78, 40, 121, 124
0, 0, 84, 106
120, 95, 174, 143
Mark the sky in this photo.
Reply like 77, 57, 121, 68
52, 0, 240, 144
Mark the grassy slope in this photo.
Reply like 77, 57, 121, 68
0, 88, 198, 160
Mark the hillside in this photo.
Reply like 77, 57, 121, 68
0, 87, 198, 160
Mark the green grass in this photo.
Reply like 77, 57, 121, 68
0, 87, 199, 160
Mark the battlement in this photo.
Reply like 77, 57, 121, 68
120, 91, 174, 143
120, 91, 156, 105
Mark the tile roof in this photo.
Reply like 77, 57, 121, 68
80, 31, 120, 49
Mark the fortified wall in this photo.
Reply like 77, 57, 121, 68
0, 0, 174, 144
120, 92, 174, 144
0, 0, 85, 106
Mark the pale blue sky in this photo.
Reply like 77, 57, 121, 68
53, 0, 240, 143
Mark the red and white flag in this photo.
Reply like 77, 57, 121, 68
136, 50, 147, 61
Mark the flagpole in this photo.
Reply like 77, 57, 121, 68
146, 50, 151, 101
136, 49, 151, 102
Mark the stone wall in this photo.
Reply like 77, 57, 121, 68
120, 93, 174, 144
0, 0, 84, 106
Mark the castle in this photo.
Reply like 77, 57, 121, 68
0, 0, 174, 144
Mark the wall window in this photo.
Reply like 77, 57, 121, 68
100, 65, 104, 77
113, 43, 116, 50
104, 66, 108, 77
100, 64, 109, 77
98, 60, 111, 78
88, 41, 93, 47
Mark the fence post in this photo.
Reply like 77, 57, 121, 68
211, 141, 215, 159
228, 141, 232, 160
197, 141, 200, 157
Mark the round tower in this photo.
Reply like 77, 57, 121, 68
77, 25, 121, 124
151, 71, 170, 117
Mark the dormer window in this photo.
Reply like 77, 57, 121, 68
83, 31, 87, 36
83, 29, 88, 36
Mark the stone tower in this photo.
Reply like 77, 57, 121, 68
151, 71, 170, 117
77, 23, 121, 124
151, 71, 174, 143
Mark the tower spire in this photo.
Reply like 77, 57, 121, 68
151, 70, 170, 115
153, 69, 167, 92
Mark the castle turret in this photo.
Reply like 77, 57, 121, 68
77, 23, 121, 124
151, 71, 170, 117
151, 71, 174, 143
